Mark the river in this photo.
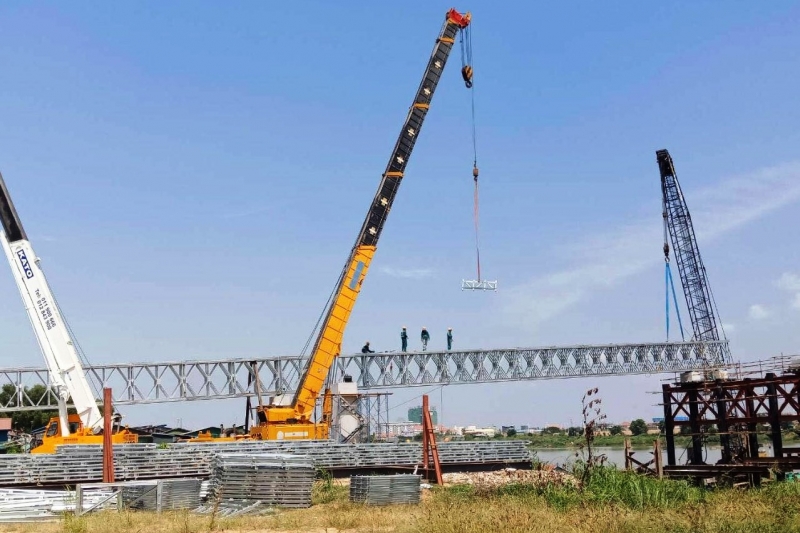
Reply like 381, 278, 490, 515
533, 445, 773, 469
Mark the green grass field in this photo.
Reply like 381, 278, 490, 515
3, 467, 799, 533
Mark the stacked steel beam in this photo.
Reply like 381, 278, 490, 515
0, 440, 531, 486
350, 474, 421, 505
208, 454, 314, 509
122, 479, 203, 511
0, 488, 115, 522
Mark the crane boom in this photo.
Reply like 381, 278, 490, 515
252, 8, 472, 439
657, 149, 720, 341
0, 172, 103, 435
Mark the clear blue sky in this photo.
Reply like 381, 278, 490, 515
1, 2, 799, 429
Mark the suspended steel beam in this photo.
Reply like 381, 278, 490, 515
0, 340, 731, 412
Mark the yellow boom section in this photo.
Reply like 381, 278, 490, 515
293, 245, 375, 417
256, 8, 471, 435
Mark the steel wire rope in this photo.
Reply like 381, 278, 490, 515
280, 251, 351, 397
461, 22, 483, 283
387, 385, 445, 413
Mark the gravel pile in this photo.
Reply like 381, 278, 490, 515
442, 468, 579, 489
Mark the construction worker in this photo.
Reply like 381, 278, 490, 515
400, 327, 408, 352
446, 328, 453, 351
421, 327, 430, 351
362, 341, 374, 354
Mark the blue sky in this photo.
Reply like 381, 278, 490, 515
1, 2, 799, 429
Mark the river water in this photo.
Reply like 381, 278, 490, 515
533, 446, 774, 469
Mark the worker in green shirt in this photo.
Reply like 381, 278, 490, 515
447, 328, 453, 351
421, 327, 430, 351
400, 327, 408, 352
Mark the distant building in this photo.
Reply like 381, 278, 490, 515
408, 406, 438, 425
520, 425, 529, 432
0, 418, 11, 443
462, 425, 496, 438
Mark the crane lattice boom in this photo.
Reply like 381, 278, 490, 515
657, 149, 720, 342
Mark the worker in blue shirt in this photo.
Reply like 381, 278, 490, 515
421, 327, 430, 351
362, 341, 374, 354
447, 328, 453, 351
400, 327, 408, 352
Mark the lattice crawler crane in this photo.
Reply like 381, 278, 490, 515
657, 149, 722, 342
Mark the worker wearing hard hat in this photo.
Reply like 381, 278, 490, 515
447, 328, 453, 351
361, 341, 375, 354
400, 327, 408, 352
421, 327, 430, 351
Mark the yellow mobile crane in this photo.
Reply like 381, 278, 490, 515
250, 8, 473, 440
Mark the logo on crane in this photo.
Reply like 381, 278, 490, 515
16, 250, 34, 279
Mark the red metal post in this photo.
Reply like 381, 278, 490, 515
421, 395, 430, 471
102, 387, 114, 483
421, 394, 443, 485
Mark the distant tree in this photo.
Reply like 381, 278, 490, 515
629, 419, 648, 436
0, 384, 60, 432
567, 426, 582, 437
543, 426, 562, 435
657, 420, 665, 433
609, 425, 623, 436
680, 425, 692, 436
506, 428, 517, 437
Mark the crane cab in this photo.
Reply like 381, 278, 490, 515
31, 414, 138, 454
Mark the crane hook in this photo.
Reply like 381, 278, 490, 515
461, 65, 473, 88
472, 165, 479, 182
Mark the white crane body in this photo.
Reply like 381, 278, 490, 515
0, 173, 103, 437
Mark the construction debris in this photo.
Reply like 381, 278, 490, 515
442, 468, 579, 489
0, 488, 115, 522
349, 474, 421, 505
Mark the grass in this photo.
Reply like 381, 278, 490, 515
0, 470, 799, 533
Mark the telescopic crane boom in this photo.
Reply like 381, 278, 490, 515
250, 8, 472, 440
0, 171, 136, 453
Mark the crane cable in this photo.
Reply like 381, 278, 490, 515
663, 206, 685, 342
460, 23, 482, 282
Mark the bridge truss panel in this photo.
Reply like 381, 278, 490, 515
0, 341, 731, 412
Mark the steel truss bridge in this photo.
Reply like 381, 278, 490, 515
0, 341, 731, 412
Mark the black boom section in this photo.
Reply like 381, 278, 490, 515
0, 172, 28, 243
358, 20, 460, 248
657, 149, 720, 341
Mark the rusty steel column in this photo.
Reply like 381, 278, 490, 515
765, 373, 785, 481
662, 383, 676, 466
714, 382, 731, 463
102, 387, 114, 483
743, 381, 761, 487
687, 385, 703, 465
